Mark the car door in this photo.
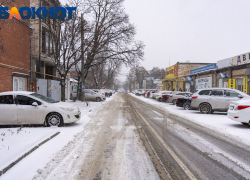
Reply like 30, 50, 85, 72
208, 90, 226, 110
84, 90, 92, 101
224, 90, 241, 109
15, 95, 45, 124
0, 95, 17, 125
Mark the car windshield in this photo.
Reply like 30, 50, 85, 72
30, 93, 58, 103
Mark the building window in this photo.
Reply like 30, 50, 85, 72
13, 77, 27, 91
42, 29, 56, 56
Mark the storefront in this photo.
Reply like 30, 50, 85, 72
162, 65, 177, 91
177, 63, 212, 92
190, 63, 217, 91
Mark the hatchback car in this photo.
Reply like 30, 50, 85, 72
0, 91, 81, 126
227, 99, 250, 125
191, 88, 250, 114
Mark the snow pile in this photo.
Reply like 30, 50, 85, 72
0, 95, 115, 180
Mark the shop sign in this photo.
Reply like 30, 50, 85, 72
195, 77, 212, 90
219, 79, 223, 88
243, 77, 248, 93
165, 65, 177, 79
229, 79, 235, 89
185, 83, 190, 92
179, 70, 190, 76
233, 52, 250, 65
190, 63, 216, 75
174, 64, 178, 76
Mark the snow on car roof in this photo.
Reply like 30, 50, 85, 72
0, 91, 34, 95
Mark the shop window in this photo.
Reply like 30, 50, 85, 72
236, 78, 243, 91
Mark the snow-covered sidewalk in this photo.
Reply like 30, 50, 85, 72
130, 93, 250, 146
0, 95, 115, 179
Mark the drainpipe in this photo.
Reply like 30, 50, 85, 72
30, 28, 34, 92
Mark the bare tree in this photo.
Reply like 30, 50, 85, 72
73, 0, 144, 96
127, 65, 148, 89
148, 67, 165, 79
91, 59, 122, 88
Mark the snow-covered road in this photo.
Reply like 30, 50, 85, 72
1, 92, 250, 180
0, 94, 160, 180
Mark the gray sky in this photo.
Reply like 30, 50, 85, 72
118, 0, 250, 81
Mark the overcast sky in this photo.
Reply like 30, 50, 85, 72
118, 0, 250, 81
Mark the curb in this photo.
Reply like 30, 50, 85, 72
0, 132, 60, 176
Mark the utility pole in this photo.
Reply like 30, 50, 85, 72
80, 13, 85, 101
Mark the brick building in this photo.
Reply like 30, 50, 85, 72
0, 11, 33, 92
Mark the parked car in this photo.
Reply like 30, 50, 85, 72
91, 89, 106, 101
71, 89, 104, 102
0, 91, 81, 126
149, 90, 160, 99
143, 90, 149, 97
227, 99, 250, 125
155, 91, 171, 101
176, 93, 192, 110
162, 92, 173, 102
191, 88, 250, 114
135, 89, 143, 96
167, 92, 192, 105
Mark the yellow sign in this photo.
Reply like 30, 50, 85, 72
229, 79, 235, 89
243, 77, 248, 93
165, 65, 177, 79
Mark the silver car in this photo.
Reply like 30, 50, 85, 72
71, 89, 103, 102
167, 91, 192, 105
191, 88, 250, 114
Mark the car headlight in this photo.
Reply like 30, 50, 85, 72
60, 107, 75, 111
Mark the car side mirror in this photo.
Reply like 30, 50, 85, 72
32, 102, 38, 106
238, 95, 243, 98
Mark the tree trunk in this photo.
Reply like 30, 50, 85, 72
61, 79, 66, 102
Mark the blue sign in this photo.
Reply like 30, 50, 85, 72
190, 63, 216, 75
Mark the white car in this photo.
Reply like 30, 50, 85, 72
227, 99, 250, 125
0, 91, 81, 126
155, 91, 172, 101
91, 89, 106, 101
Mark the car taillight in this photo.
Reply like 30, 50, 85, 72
237, 106, 250, 110
177, 99, 179, 102
192, 96, 198, 99
102, 93, 104, 95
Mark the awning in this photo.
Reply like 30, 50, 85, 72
161, 78, 176, 82
217, 73, 229, 79
184, 76, 193, 81
245, 68, 250, 76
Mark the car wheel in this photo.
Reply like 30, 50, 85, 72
199, 104, 212, 114
241, 122, 249, 126
172, 99, 177, 105
46, 113, 63, 127
96, 97, 101, 102
73, 97, 77, 102
183, 103, 191, 110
